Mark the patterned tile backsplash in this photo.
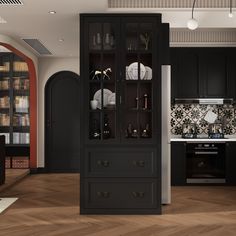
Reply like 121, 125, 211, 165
171, 104, 236, 135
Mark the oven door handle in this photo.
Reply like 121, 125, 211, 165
194, 151, 218, 155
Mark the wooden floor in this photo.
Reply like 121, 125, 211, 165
0, 174, 235, 236
0, 169, 29, 193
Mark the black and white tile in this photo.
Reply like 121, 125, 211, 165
170, 104, 236, 135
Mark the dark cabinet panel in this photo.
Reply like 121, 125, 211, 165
85, 148, 157, 177
84, 178, 159, 210
171, 49, 199, 99
171, 48, 236, 101
226, 142, 236, 185
171, 142, 186, 186
201, 52, 227, 98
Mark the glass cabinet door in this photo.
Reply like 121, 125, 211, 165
12, 59, 30, 144
87, 21, 118, 141
122, 21, 154, 141
0, 54, 10, 144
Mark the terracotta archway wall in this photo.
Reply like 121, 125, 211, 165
0, 43, 37, 168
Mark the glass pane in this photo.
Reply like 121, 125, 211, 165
89, 23, 102, 50
103, 23, 116, 50
139, 23, 152, 51
139, 113, 152, 138
140, 53, 152, 81
102, 112, 115, 139
126, 23, 138, 51
125, 112, 138, 138
89, 112, 101, 139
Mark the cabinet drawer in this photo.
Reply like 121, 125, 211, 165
85, 148, 157, 177
84, 179, 159, 209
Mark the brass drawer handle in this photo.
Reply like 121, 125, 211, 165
97, 191, 110, 198
132, 191, 145, 198
97, 160, 110, 167
132, 160, 145, 167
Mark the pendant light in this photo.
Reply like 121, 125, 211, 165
229, 0, 234, 18
187, 0, 198, 30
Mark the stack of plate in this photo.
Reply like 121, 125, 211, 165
126, 62, 152, 80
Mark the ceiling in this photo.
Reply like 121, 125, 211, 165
0, 0, 236, 58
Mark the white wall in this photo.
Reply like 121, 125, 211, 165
38, 57, 79, 167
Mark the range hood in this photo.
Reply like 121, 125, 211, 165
174, 98, 234, 105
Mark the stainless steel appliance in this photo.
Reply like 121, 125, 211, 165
161, 65, 171, 204
186, 142, 226, 184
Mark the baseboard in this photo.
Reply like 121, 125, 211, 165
30, 168, 80, 174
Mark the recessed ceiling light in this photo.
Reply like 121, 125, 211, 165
59, 38, 64, 42
49, 10, 56, 14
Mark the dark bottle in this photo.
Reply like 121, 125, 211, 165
103, 114, 111, 139
126, 123, 132, 138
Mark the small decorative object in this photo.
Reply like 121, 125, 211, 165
90, 118, 101, 139
182, 123, 197, 138
140, 33, 150, 50
131, 129, 139, 138
103, 114, 111, 139
104, 33, 111, 49
141, 124, 150, 138
143, 94, 148, 110
90, 70, 102, 80
126, 123, 133, 138
127, 62, 146, 80
90, 99, 98, 110
103, 67, 112, 80
96, 33, 101, 46
90, 68, 112, 81
135, 97, 139, 109
110, 35, 115, 48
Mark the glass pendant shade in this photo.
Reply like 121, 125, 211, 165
187, 18, 198, 30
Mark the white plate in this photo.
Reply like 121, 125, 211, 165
108, 92, 116, 104
127, 62, 146, 80
93, 89, 112, 109
144, 66, 152, 80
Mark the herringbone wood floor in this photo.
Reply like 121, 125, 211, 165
0, 174, 236, 236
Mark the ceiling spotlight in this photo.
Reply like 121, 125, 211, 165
187, 0, 198, 30
229, 0, 234, 17
49, 10, 56, 14
59, 38, 64, 42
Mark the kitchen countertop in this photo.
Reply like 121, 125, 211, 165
171, 135, 236, 142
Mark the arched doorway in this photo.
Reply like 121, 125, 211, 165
45, 71, 80, 172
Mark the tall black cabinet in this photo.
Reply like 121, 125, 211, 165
80, 14, 169, 214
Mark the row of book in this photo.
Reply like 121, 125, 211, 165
0, 79, 9, 90
0, 133, 10, 144
13, 61, 28, 72
0, 96, 10, 108
0, 133, 30, 144
13, 132, 30, 144
14, 96, 29, 113
0, 62, 10, 72
13, 78, 29, 90
0, 113, 10, 126
13, 114, 30, 126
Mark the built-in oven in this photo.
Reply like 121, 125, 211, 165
186, 142, 226, 184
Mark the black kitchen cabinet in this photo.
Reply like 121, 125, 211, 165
171, 48, 236, 101
171, 142, 186, 186
80, 14, 169, 214
226, 142, 236, 185
171, 48, 200, 99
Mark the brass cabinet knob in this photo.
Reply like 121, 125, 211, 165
97, 191, 110, 198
